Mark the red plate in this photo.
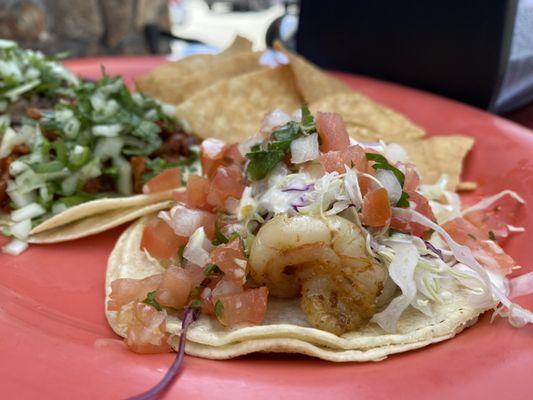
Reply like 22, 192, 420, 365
1, 57, 531, 399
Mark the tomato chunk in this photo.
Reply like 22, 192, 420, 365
207, 165, 245, 209
443, 217, 515, 275
155, 266, 193, 309
320, 145, 369, 174
315, 112, 350, 152
362, 187, 391, 227
142, 167, 181, 193
107, 274, 163, 311
215, 287, 269, 326
141, 218, 188, 259
117, 301, 171, 354
224, 143, 246, 165
390, 191, 436, 237
201, 138, 227, 177
187, 174, 210, 210
399, 162, 420, 192
210, 239, 247, 283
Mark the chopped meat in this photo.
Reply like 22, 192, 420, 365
83, 175, 116, 193
153, 130, 201, 163
130, 156, 147, 194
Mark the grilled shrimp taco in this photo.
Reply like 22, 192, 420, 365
106, 108, 532, 362
0, 50, 200, 254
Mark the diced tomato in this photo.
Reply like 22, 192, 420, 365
107, 274, 163, 311
224, 143, 246, 165
210, 238, 247, 283
186, 174, 210, 210
201, 138, 227, 177
211, 277, 244, 298
315, 112, 350, 152
443, 217, 515, 275
155, 266, 193, 309
141, 219, 188, 259
399, 162, 420, 192
464, 210, 508, 239
215, 287, 269, 327
171, 188, 188, 203
358, 175, 372, 197
362, 187, 391, 227
117, 301, 170, 354
143, 167, 181, 193
207, 165, 245, 209
390, 191, 436, 237
184, 263, 206, 288
320, 145, 369, 174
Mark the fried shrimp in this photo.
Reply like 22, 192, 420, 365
249, 215, 386, 335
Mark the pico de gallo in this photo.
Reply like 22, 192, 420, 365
108, 106, 532, 357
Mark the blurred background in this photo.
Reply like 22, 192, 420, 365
1, 0, 532, 123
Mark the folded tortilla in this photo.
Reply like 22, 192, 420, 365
105, 216, 493, 362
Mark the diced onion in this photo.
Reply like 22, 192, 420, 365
384, 143, 408, 163
52, 202, 68, 215
2, 239, 28, 256
261, 109, 291, 133
509, 272, 533, 299
183, 227, 213, 267
376, 169, 402, 205
11, 202, 45, 222
290, 133, 319, 164
10, 219, 32, 240
92, 124, 122, 137
159, 204, 204, 237
115, 157, 132, 195
94, 137, 124, 161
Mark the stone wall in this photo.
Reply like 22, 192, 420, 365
0, 0, 170, 56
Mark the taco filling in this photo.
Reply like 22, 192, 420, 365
106, 107, 532, 355
0, 45, 200, 253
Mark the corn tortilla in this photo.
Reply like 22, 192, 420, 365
105, 217, 492, 362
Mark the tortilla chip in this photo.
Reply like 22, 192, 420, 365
311, 92, 426, 142
136, 35, 259, 105
136, 51, 263, 105
175, 66, 303, 142
106, 218, 491, 362
29, 201, 172, 244
401, 135, 475, 190
273, 41, 350, 104
30, 189, 177, 235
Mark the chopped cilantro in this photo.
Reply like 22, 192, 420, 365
188, 299, 202, 309
178, 245, 186, 261
396, 191, 410, 208
365, 152, 410, 207
467, 233, 477, 241
204, 263, 222, 276
488, 231, 496, 241
245, 106, 317, 181
214, 300, 224, 317
143, 291, 162, 311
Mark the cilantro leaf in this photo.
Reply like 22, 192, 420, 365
488, 231, 496, 241
396, 191, 410, 208
365, 153, 405, 187
300, 105, 316, 134
204, 263, 222, 276
188, 299, 202, 309
143, 291, 162, 311
245, 149, 284, 181
214, 300, 224, 317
